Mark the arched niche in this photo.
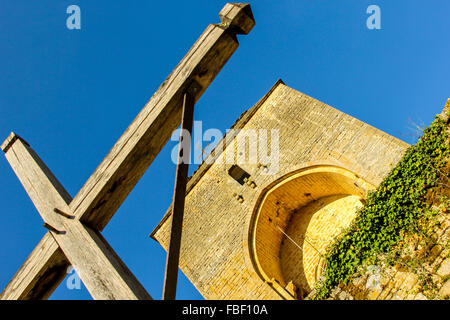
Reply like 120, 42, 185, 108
247, 165, 374, 299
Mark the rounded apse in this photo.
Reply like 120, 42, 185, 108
247, 165, 374, 299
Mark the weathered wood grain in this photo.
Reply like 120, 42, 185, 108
0, 232, 68, 300
69, 3, 255, 231
1, 3, 255, 300
52, 219, 152, 300
2, 135, 151, 300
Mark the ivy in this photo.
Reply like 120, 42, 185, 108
312, 116, 449, 300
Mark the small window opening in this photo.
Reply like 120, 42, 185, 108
228, 165, 250, 185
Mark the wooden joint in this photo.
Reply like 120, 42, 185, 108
43, 223, 65, 235
1, 132, 30, 153
185, 79, 202, 99
218, 3, 255, 35
54, 208, 75, 219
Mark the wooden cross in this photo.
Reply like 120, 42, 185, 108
0, 3, 254, 300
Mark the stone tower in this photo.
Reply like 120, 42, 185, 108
150, 79, 409, 300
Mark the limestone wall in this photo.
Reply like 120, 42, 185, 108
324, 100, 450, 301
326, 209, 450, 300
151, 80, 409, 299
280, 194, 363, 293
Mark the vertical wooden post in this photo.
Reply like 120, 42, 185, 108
162, 91, 195, 300
0, 3, 255, 300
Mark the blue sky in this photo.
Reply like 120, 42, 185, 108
0, 1, 449, 300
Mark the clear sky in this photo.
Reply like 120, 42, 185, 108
0, 1, 449, 300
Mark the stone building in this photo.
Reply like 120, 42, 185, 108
150, 79, 409, 299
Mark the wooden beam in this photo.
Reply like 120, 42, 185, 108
69, 3, 255, 231
52, 219, 152, 300
162, 91, 195, 300
2, 134, 151, 300
0, 232, 68, 300
1, 3, 255, 300
1, 133, 69, 300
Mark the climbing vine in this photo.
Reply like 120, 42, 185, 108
312, 115, 449, 300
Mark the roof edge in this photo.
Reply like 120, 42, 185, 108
149, 78, 285, 240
